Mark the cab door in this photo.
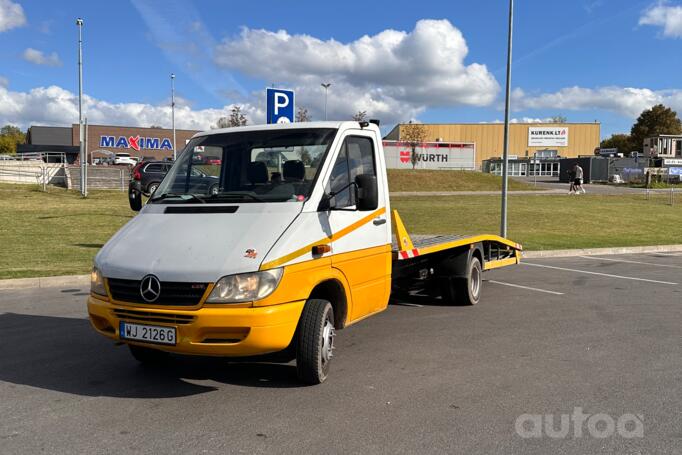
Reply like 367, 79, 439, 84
324, 132, 392, 321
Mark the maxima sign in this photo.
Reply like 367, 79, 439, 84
99, 135, 173, 151
528, 127, 569, 147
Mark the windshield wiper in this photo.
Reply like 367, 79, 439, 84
150, 193, 206, 203
205, 192, 266, 203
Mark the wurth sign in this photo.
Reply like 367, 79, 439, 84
383, 141, 476, 170
99, 135, 173, 151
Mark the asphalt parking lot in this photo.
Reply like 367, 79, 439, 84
1, 252, 680, 454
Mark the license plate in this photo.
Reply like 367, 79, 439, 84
119, 322, 176, 346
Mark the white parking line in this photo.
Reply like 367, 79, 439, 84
488, 280, 564, 295
579, 255, 682, 269
522, 262, 678, 285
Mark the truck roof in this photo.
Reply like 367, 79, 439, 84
192, 121, 378, 140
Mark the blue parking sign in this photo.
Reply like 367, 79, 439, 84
266, 88, 295, 124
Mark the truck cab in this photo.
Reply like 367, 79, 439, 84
88, 121, 520, 384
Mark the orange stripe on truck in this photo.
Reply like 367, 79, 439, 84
260, 207, 386, 270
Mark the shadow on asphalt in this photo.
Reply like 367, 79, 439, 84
0, 313, 307, 397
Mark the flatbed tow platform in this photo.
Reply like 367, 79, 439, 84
390, 210, 522, 303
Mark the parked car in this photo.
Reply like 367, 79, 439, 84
129, 160, 219, 196
114, 153, 137, 166
206, 156, 222, 165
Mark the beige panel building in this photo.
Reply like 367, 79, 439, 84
384, 123, 601, 167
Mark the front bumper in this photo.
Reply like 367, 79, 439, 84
87, 296, 305, 357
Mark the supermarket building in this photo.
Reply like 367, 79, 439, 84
384, 122, 601, 170
18, 124, 201, 163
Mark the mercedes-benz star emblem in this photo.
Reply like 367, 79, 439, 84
140, 274, 161, 303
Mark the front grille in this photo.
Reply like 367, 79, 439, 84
113, 308, 196, 325
107, 278, 208, 306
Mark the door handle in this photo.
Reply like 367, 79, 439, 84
373, 218, 386, 226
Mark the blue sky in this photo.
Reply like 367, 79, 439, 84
1, 0, 681, 137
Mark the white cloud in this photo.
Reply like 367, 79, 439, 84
214, 19, 499, 123
0, 0, 25, 32
0, 76, 8, 88
639, 1, 682, 38
22, 48, 62, 67
0, 84, 264, 129
512, 86, 682, 118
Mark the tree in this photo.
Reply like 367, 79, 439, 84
149, 125, 163, 129
549, 115, 567, 123
0, 124, 26, 155
213, 106, 248, 129
599, 134, 633, 155
630, 104, 682, 152
1, 125, 23, 136
352, 111, 367, 122
296, 107, 311, 122
401, 122, 427, 169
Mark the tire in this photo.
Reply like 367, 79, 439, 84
128, 344, 168, 364
147, 182, 160, 195
441, 256, 482, 306
128, 188, 142, 211
296, 299, 335, 384
208, 184, 219, 195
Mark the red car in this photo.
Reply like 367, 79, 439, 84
206, 156, 222, 165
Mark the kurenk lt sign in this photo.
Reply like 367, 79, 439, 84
528, 127, 569, 147
100, 135, 173, 151
266, 88, 295, 124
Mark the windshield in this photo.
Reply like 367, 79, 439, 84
152, 128, 337, 203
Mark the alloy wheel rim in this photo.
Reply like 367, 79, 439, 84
471, 265, 481, 297
321, 316, 335, 365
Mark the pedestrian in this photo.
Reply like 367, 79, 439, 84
568, 168, 575, 194
573, 163, 586, 194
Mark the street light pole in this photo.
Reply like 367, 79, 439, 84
76, 18, 86, 197
500, 0, 514, 238
171, 73, 176, 161
321, 83, 331, 121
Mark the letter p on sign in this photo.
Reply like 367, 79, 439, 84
266, 88, 295, 124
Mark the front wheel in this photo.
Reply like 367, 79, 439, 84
296, 299, 335, 384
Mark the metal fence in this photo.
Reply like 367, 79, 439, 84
644, 187, 679, 206
0, 161, 129, 192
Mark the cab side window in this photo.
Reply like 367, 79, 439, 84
326, 136, 376, 208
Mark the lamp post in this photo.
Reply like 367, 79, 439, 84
321, 83, 331, 121
500, 0, 514, 238
171, 73, 177, 161
76, 18, 86, 196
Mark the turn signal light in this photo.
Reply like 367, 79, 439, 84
312, 244, 331, 255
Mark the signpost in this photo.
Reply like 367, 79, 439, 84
266, 88, 295, 124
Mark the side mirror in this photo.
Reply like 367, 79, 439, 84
355, 174, 378, 211
128, 187, 142, 212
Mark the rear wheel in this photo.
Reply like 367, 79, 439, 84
147, 182, 160, 195
208, 184, 219, 195
296, 299, 335, 384
128, 344, 168, 364
441, 256, 482, 306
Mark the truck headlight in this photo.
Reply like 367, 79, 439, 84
206, 268, 283, 303
90, 267, 107, 297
